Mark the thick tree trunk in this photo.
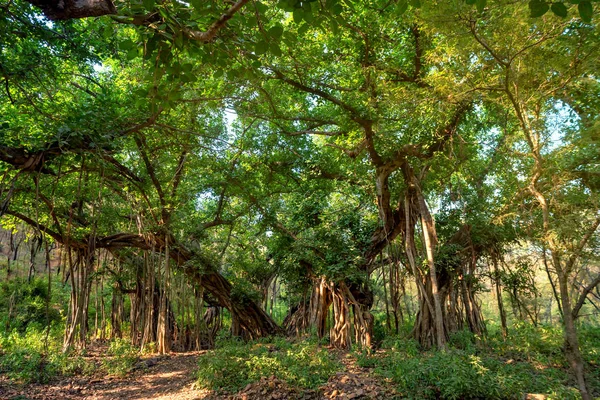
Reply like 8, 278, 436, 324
330, 283, 351, 349
284, 277, 330, 338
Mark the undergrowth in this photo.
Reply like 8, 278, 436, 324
196, 336, 341, 392
0, 324, 139, 383
355, 323, 600, 400
0, 323, 96, 383
101, 338, 139, 377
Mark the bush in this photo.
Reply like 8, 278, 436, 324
196, 337, 341, 392
101, 338, 139, 377
369, 328, 587, 400
0, 278, 63, 332
0, 323, 95, 383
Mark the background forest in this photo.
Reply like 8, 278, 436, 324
0, 0, 599, 399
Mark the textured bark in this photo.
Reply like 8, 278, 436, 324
558, 271, 591, 400
419, 194, 446, 349
330, 283, 351, 349
24, 0, 116, 20
284, 277, 331, 338
63, 249, 94, 352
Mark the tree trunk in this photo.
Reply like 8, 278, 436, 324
157, 237, 171, 354
110, 285, 123, 339
419, 195, 446, 349
63, 249, 94, 352
557, 269, 591, 400
493, 257, 508, 338
380, 254, 391, 333
330, 283, 351, 349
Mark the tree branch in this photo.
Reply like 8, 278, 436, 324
572, 274, 600, 320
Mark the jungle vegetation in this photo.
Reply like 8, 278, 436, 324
0, 0, 599, 398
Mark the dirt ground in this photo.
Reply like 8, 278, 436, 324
0, 350, 397, 400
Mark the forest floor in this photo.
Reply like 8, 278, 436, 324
0, 348, 397, 400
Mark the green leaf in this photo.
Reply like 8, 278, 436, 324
1, 122, 9, 129
551, 2, 568, 17
102, 26, 113, 39
298, 23, 310, 35
174, 32, 184, 49
303, 9, 315, 22
529, 1, 550, 17
476, 0, 487, 12
227, 69, 239, 80
578, 1, 593, 22
191, 0, 203, 12
409, 0, 421, 8
142, 0, 154, 11
120, 39, 135, 51
331, 3, 344, 14
127, 48, 139, 60
255, 40, 269, 55
396, 0, 408, 15
293, 8, 304, 23
255, 1, 268, 13
134, 88, 148, 97
269, 43, 282, 57
465, 0, 477, 4
268, 25, 284, 39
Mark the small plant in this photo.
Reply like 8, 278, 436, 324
141, 341, 157, 354
101, 338, 139, 377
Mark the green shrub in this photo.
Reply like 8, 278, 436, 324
101, 338, 139, 377
196, 337, 341, 392
0, 278, 63, 332
0, 324, 97, 383
372, 328, 586, 400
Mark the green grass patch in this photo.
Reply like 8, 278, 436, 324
196, 336, 342, 392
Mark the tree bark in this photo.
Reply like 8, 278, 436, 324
24, 0, 117, 20
557, 269, 591, 400
493, 257, 508, 338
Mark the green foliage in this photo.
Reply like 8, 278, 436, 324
101, 338, 139, 377
362, 324, 598, 400
196, 337, 341, 392
0, 278, 63, 331
0, 324, 95, 383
